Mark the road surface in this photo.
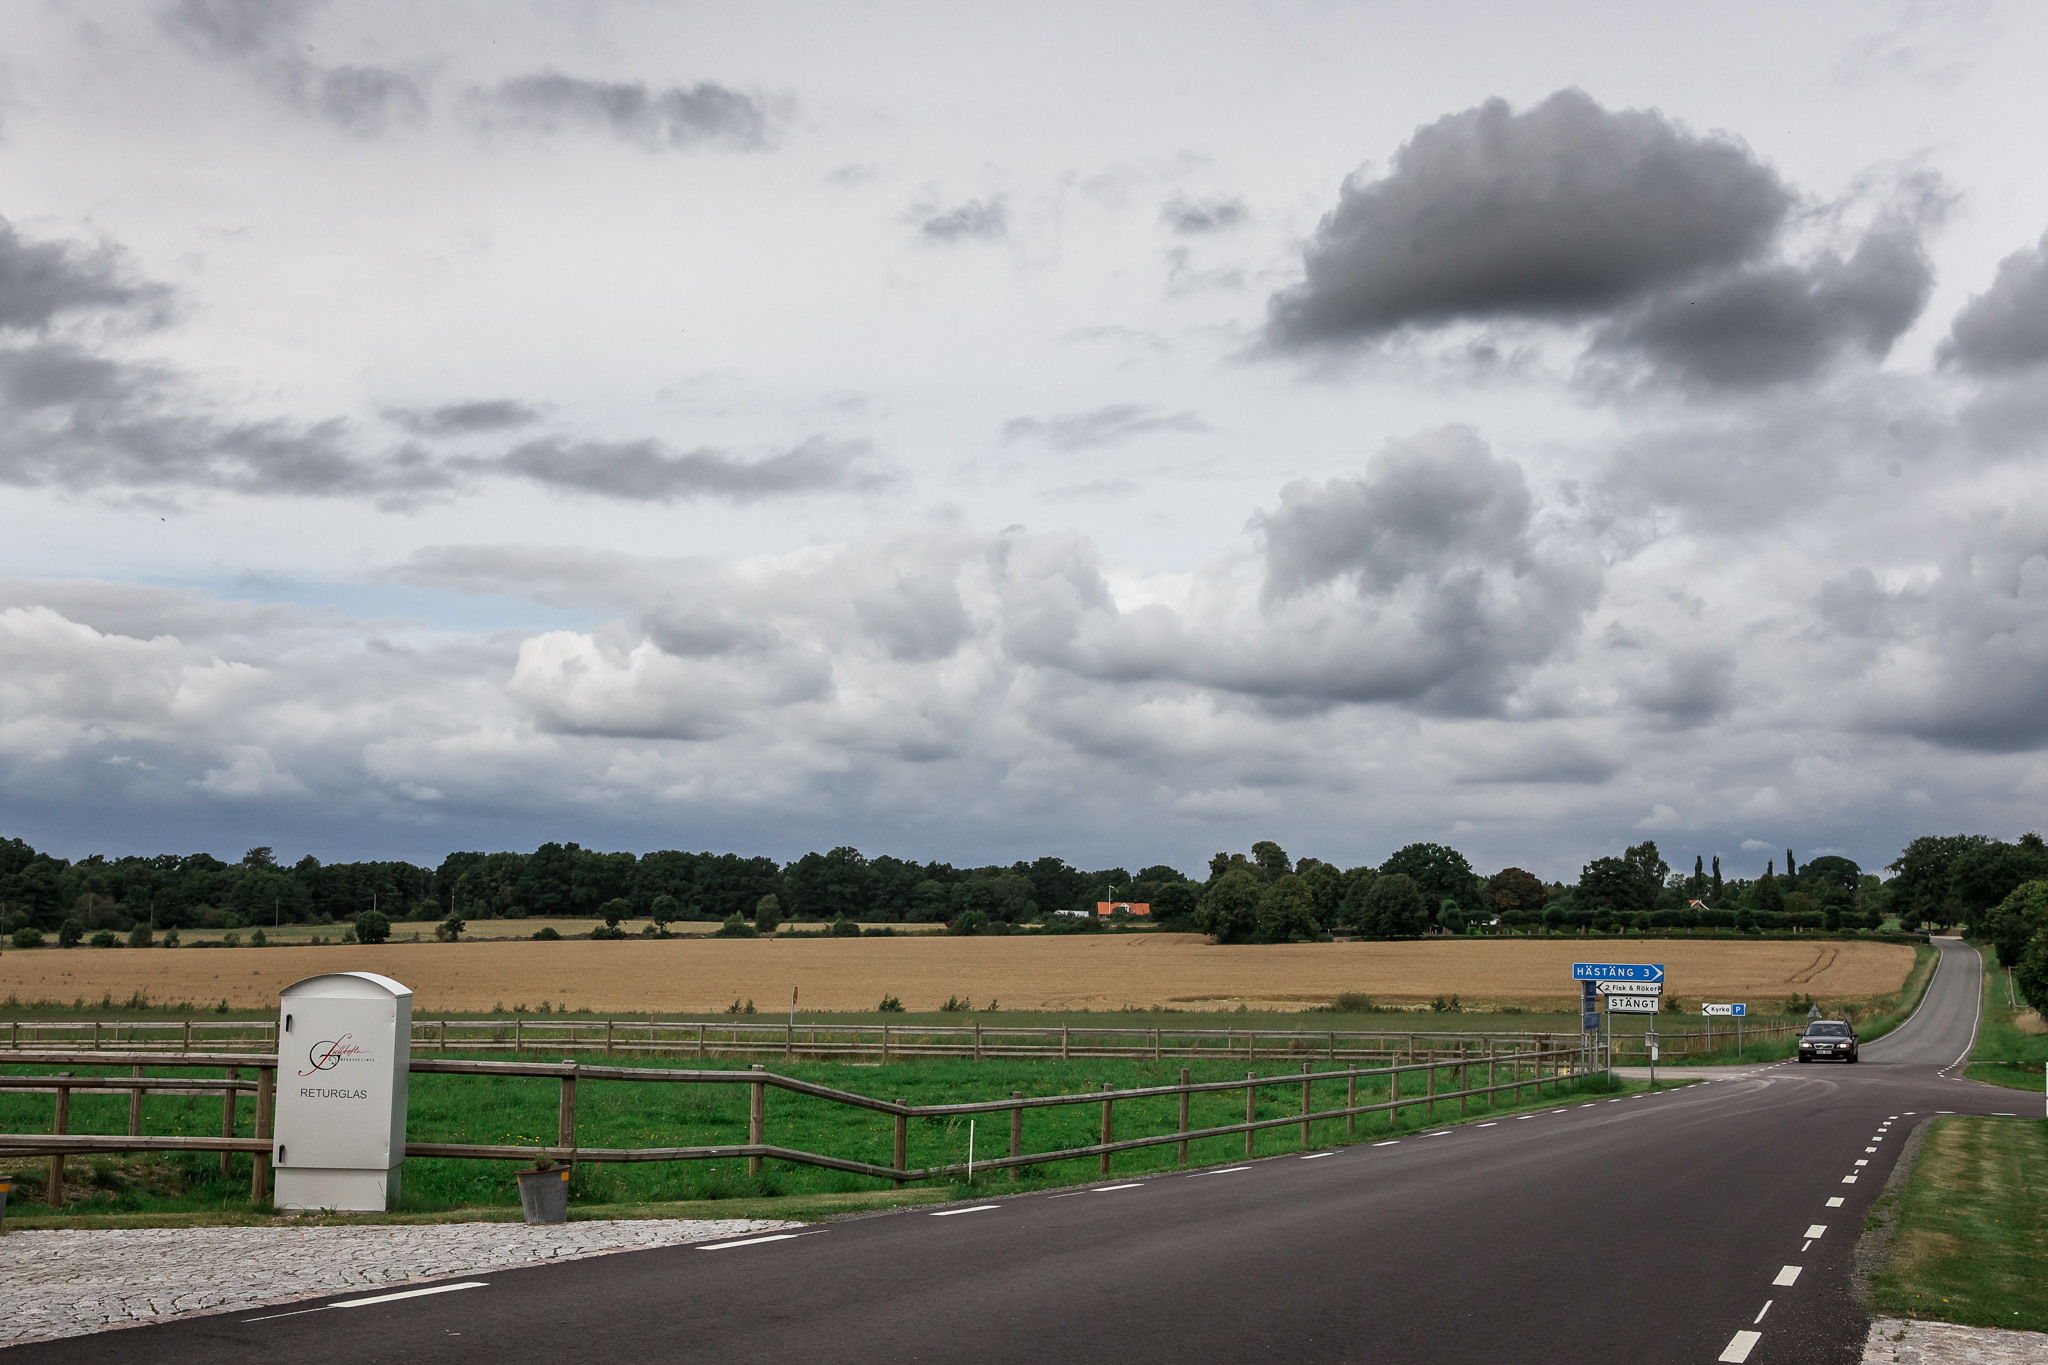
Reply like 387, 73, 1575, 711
15, 938, 2015, 1365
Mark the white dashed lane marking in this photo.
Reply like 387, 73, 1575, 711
1805, 1225, 1826, 1238
1827, 1197, 1845, 1208
1772, 1266, 1802, 1287
1719, 1329, 1762, 1361
930, 1206, 1000, 1217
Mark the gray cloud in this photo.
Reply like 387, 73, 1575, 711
854, 575, 973, 662
1623, 645, 1737, 727
1941, 227, 2048, 373
919, 198, 1008, 242
484, 436, 879, 503
1160, 194, 1248, 234
385, 400, 544, 437
642, 608, 783, 658
1267, 89, 1789, 346
1821, 521, 2048, 752
1000, 404, 1204, 451
471, 73, 773, 150
1593, 218, 1933, 388
164, 0, 426, 137
0, 216, 168, 331
1257, 425, 1537, 598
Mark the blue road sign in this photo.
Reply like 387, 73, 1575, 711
1582, 1011, 1599, 1032
1732, 1003, 1745, 1017
1572, 962, 1665, 983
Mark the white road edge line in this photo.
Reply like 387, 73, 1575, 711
1093, 1183, 1144, 1192
1372, 1140, 1400, 1146
1301, 1152, 1334, 1159
699, 1233, 807, 1250
1720, 1329, 1762, 1362
333, 1283, 491, 1309
930, 1206, 1001, 1216
1773, 1266, 1802, 1286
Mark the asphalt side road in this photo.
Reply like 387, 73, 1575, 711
14, 938, 2015, 1365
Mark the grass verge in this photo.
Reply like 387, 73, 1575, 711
1870, 1116, 2048, 1332
2, 1055, 1656, 1224
1965, 944, 2048, 1095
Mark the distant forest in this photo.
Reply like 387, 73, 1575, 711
2, 831, 2042, 946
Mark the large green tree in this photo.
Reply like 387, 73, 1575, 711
1195, 867, 1263, 944
1379, 843, 1479, 913
1360, 873, 1428, 937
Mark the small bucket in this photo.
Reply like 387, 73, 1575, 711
515, 1164, 570, 1224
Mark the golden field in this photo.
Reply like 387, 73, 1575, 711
0, 934, 1917, 1014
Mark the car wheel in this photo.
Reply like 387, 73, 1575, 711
1798, 1055, 1808, 1063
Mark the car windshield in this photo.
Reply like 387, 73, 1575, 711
1806, 1023, 1851, 1037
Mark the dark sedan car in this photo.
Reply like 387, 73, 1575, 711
1797, 1020, 1858, 1062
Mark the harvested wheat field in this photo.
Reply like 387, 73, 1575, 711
0, 935, 1917, 1014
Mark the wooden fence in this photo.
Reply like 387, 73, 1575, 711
0, 1038, 1599, 1204
6, 1017, 1788, 1064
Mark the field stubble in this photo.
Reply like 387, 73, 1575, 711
0, 934, 1918, 1015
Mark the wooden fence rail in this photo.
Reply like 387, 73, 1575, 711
5, 1017, 1803, 1064
0, 1040, 1604, 1194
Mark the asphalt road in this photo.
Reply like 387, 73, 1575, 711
18, 938, 2019, 1365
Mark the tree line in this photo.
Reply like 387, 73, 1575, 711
1, 828, 2040, 947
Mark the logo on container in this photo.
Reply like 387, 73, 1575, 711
298, 1033, 369, 1077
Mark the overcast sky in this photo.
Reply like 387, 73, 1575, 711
5, 0, 2047, 881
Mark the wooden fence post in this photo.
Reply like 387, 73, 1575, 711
976, 1023, 983, 1062
92, 1022, 100, 1052
1100, 1083, 1114, 1175
1244, 1071, 1256, 1157
1178, 1068, 1191, 1165
559, 1063, 577, 1154
1487, 1054, 1496, 1111
1061, 1025, 1068, 1061
515, 1018, 523, 1056
1153, 1028, 1160, 1061
606, 1020, 614, 1056
440, 1019, 448, 1053
51, 1074, 71, 1209
220, 1066, 238, 1175
1346, 1068, 1357, 1138
1390, 1065, 1401, 1127
252, 1066, 274, 1203
697, 1023, 706, 1060
128, 1064, 143, 1137
747, 1064, 765, 1177
1300, 1062, 1312, 1149
183, 1020, 192, 1052
1426, 1054, 1435, 1120
1010, 1092, 1024, 1181
893, 1102, 908, 1188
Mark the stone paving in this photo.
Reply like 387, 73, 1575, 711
1865, 1318, 2048, 1363
0, 1217, 798, 1346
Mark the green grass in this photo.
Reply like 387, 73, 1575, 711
1871, 1116, 2048, 1331
2, 1051, 1652, 1222
1965, 945, 2048, 1095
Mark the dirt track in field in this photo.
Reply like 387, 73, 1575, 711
0, 935, 1918, 1013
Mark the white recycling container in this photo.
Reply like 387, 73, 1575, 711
272, 971, 413, 1211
